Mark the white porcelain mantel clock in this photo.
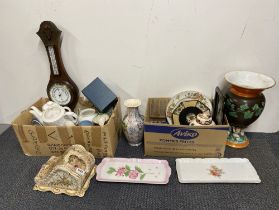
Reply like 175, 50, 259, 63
37, 21, 79, 110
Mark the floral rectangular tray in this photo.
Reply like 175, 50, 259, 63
96, 158, 171, 184
176, 158, 261, 183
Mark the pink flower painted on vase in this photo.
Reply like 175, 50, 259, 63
116, 167, 126, 176
129, 170, 139, 179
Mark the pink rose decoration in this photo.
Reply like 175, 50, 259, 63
129, 170, 139, 179
116, 167, 126, 176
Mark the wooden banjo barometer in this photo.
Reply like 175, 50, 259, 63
37, 21, 79, 110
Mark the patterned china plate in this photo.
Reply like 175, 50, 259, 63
96, 158, 171, 184
176, 158, 261, 183
166, 91, 213, 125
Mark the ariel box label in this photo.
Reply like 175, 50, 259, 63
144, 98, 230, 158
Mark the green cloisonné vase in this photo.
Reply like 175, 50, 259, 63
224, 71, 275, 149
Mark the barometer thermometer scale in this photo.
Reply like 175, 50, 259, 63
37, 21, 79, 110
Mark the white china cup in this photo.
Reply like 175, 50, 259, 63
78, 108, 97, 125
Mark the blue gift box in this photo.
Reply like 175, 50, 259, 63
82, 77, 117, 112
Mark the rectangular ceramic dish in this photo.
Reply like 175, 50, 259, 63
176, 158, 261, 183
96, 158, 171, 184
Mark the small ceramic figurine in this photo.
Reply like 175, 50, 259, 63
33, 144, 96, 197
189, 112, 215, 126
122, 99, 144, 146
29, 101, 77, 126
93, 114, 110, 126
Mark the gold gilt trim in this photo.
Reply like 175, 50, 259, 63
226, 140, 249, 149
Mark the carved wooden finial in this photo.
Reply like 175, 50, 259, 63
37, 21, 62, 46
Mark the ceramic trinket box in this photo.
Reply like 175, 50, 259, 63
33, 144, 96, 197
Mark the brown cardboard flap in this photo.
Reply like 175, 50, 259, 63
57, 126, 72, 145
12, 98, 49, 126
106, 98, 121, 135
145, 98, 170, 123
101, 126, 110, 157
71, 126, 85, 145
148, 98, 170, 119
22, 125, 42, 155
91, 126, 102, 147
12, 111, 33, 125
13, 124, 28, 143
12, 124, 31, 155
32, 97, 48, 109
35, 126, 48, 143
106, 115, 118, 155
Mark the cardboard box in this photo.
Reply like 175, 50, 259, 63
12, 98, 122, 158
144, 98, 230, 158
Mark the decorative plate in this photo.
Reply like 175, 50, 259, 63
176, 158, 261, 183
96, 158, 171, 184
166, 91, 213, 125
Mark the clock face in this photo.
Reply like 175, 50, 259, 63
49, 84, 72, 105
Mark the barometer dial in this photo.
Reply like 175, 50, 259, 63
49, 84, 72, 105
